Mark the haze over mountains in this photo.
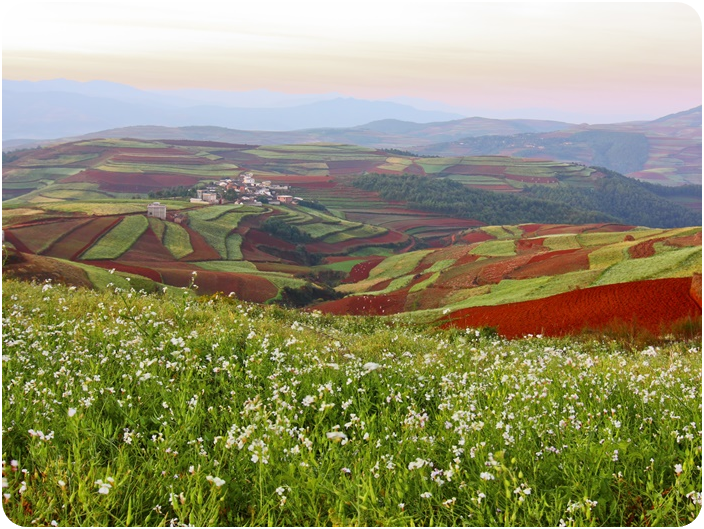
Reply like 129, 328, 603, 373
3, 79, 465, 140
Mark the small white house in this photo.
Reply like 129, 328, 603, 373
202, 192, 219, 204
147, 202, 167, 220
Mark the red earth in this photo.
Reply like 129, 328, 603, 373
314, 290, 408, 316
439, 277, 702, 339
344, 257, 385, 283
508, 249, 591, 280
40, 216, 122, 260
118, 226, 176, 262
179, 226, 222, 261
157, 269, 278, 301
61, 170, 201, 193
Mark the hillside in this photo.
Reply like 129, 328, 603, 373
413, 106, 703, 186
1, 278, 701, 526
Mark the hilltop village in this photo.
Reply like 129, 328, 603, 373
146, 171, 303, 222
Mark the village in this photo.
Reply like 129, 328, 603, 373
146, 171, 303, 223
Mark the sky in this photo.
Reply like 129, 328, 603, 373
2, 1, 702, 122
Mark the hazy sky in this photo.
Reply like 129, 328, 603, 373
3, 1, 702, 121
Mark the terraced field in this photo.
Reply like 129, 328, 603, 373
316, 224, 702, 336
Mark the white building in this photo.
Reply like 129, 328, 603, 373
147, 202, 167, 220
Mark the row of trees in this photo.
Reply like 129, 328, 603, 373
354, 169, 700, 229
353, 174, 615, 226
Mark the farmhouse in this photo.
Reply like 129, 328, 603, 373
147, 202, 167, 220
201, 192, 219, 204
278, 195, 294, 204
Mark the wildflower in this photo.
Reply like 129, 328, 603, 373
68, 408, 77, 417
95, 479, 112, 495
442, 497, 457, 507
363, 362, 381, 373
398, 503, 405, 510
479, 472, 495, 481
275, 487, 286, 496
420, 491, 432, 499
206, 476, 225, 487
408, 458, 428, 470
675, 464, 683, 476
326, 431, 347, 443
58, 480, 66, 488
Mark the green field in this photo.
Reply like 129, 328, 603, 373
80, 215, 149, 260
163, 223, 194, 259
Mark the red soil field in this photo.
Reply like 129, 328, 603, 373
460, 231, 495, 244
157, 269, 278, 302
7, 218, 91, 254
691, 273, 702, 308
344, 257, 385, 283
314, 290, 408, 316
367, 278, 394, 292
2, 231, 32, 254
508, 249, 591, 280
240, 228, 296, 262
666, 231, 702, 248
42, 217, 122, 260
404, 163, 427, 176
118, 227, 176, 262
440, 277, 702, 339
515, 237, 545, 253
179, 226, 221, 261
628, 238, 668, 259
61, 170, 201, 192
453, 253, 482, 267
478, 254, 534, 284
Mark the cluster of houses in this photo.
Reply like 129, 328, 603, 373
147, 171, 303, 222
189, 172, 300, 206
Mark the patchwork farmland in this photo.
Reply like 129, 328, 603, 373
3, 138, 701, 338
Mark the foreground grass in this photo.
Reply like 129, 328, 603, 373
1, 279, 701, 526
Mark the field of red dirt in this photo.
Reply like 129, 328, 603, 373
691, 273, 702, 308
508, 249, 591, 280
628, 238, 667, 259
157, 269, 278, 301
666, 231, 702, 248
314, 290, 408, 316
440, 277, 702, 338
515, 237, 545, 253
344, 257, 385, 283
118, 227, 176, 262
5, 218, 91, 254
240, 228, 296, 262
179, 226, 221, 261
459, 231, 495, 244
478, 254, 534, 284
61, 170, 201, 192
42, 217, 122, 260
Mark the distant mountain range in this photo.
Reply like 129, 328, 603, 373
3, 79, 465, 139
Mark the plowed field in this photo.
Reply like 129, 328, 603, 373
440, 277, 701, 338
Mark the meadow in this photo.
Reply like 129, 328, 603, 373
1, 279, 701, 526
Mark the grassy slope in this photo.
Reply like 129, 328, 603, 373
1, 279, 700, 526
